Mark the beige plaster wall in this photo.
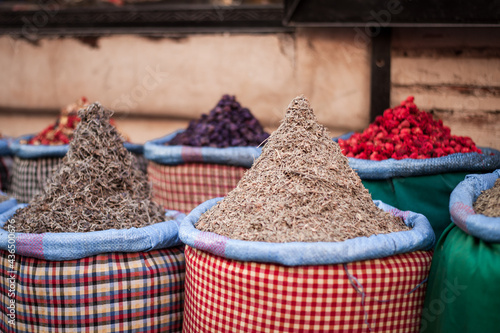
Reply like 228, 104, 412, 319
1, 27, 497, 150
0, 28, 370, 143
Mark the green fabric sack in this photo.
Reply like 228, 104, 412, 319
362, 172, 471, 242
420, 224, 500, 333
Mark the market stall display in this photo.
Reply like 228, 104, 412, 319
145, 95, 268, 213
334, 97, 500, 241
180, 96, 435, 332
0, 103, 186, 332
421, 169, 500, 333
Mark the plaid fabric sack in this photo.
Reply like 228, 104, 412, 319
184, 247, 432, 333
9, 136, 147, 203
144, 131, 261, 213
179, 198, 435, 332
0, 206, 187, 333
10, 156, 62, 203
148, 162, 247, 214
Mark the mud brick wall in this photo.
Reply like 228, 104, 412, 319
391, 28, 500, 150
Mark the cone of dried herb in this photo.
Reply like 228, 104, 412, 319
12, 102, 167, 233
473, 178, 500, 217
196, 96, 409, 243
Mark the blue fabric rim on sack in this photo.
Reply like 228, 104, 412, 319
449, 169, 500, 243
144, 130, 263, 168
333, 133, 500, 179
179, 197, 435, 266
0, 138, 14, 156
10, 135, 144, 159
0, 191, 16, 214
0, 204, 186, 261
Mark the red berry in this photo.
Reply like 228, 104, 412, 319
399, 120, 410, 128
412, 127, 423, 135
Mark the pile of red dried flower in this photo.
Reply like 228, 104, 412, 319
24, 97, 128, 146
25, 97, 88, 145
338, 96, 482, 160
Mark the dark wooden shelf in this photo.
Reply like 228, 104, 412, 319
284, 0, 500, 119
284, 0, 500, 27
0, 2, 290, 36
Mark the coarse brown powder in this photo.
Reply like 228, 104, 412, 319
11, 102, 167, 233
196, 96, 409, 243
474, 178, 500, 217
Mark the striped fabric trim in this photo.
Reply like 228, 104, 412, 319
183, 246, 433, 333
148, 162, 247, 213
9, 156, 63, 203
0, 246, 186, 333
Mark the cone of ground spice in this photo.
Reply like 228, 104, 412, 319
12, 102, 166, 233
474, 178, 500, 217
196, 95, 409, 243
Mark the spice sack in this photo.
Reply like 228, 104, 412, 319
145, 95, 268, 213
0, 103, 186, 333
421, 169, 500, 333
179, 96, 435, 333
335, 97, 500, 241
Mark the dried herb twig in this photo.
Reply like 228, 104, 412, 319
12, 103, 167, 233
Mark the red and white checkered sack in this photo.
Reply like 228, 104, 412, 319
183, 246, 433, 333
148, 161, 247, 213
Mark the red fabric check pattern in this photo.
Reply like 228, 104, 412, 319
183, 246, 432, 333
148, 162, 247, 213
